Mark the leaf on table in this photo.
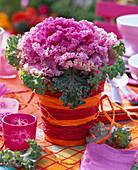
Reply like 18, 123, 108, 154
86, 122, 132, 148
0, 139, 42, 170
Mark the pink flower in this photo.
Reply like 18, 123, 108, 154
21, 0, 29, 9
38, 4, 50, 15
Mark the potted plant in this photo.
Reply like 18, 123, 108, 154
5, 17, 125, 146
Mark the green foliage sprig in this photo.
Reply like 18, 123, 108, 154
20, 70, 48, 95
88, 57, 125, 91
4, 34, 21, 70
107, 125, 132, 148
112, 40, 126, 57
86, 122, 132, 148
52, 68, 91, 109
0, 139, 42, 170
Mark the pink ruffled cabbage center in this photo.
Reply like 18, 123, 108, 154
18, 17, 118, 78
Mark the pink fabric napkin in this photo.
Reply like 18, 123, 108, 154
79, 143, 136, 170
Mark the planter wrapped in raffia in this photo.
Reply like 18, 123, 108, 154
5, 17, 125, 146
38, 82, 104, 146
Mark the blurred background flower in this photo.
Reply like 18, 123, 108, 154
38, 4, 50, 15
11, 7, 37, 34
0, 12, 12, 31
21, 0, 29, 9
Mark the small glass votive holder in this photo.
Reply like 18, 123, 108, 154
0, 97, 19, 133
128, 54, 138, 81
0, 28, 18, 79
2, 113, 37, 151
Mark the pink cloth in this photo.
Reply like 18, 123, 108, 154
79, 143, 136, 170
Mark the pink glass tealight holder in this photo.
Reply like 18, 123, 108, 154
0, 97, 19, 132
0, 49, 18, 79
0, 30, 18, 79
2, 113, 37, 151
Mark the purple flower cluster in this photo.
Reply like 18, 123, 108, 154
18, 17, 118, 78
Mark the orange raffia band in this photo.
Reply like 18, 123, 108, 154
37, 93, 101, 110
41, 109, 99, 126
96, 94, 121, 144
112, 102, 138, 123
100, 95, 122, 127
96, 94, 138, 144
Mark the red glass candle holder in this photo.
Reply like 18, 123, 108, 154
2, 113, 37, 151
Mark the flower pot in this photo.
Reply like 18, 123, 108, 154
37, 82, 105, 146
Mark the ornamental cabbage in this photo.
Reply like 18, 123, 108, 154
5, 17, 126, 109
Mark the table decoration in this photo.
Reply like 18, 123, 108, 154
107, 73, 138, 106
0, 50, 18, 79
2, 113, 37, 151
86, 122, 132, 148
0, 30, 18, 79
117, 14, 138, 54
122, 52, 138, 86
128, 54, 138, 81
0, 139, 42, 170
116, 14, 138, 86
5, 17, 126, 146
0, 97, 19, 131
0, 27, 4, 56
79, 143, 136, 170
0, 83, 19, 132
